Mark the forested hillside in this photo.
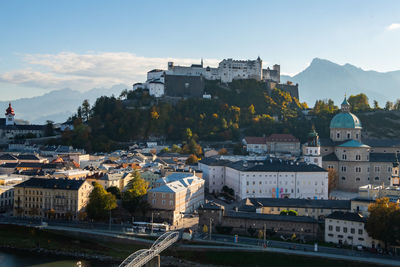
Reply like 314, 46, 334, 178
57, 80, 400, 152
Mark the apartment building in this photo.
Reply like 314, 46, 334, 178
148, 175, 204, 224
13, 178, 93, 220
325, 211, 383, 248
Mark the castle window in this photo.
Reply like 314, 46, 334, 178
347, 133, 351, 139
355, 167, 361, 173
374, 166, 380, 172
356, 134, 359, 139
341, 166, 347, 172
342, 154, 347, 160
356, 155, 361, 160
337, 133, 340, 138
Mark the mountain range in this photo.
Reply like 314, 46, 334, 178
1, 84, 128, 124
4, 58, 400, 124
281, 58, 400, 106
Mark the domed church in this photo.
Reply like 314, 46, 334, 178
316, 97, 400, 191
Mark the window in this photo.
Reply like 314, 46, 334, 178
355, 167, 361, 172
336, 226, 340, 232
351, 228, 355, 234
162, 200, 166, 205
356, 178, 361, 181
246, 181, 249, 186
374, 177, 379, 181
343, 227, 347, 233
358, 229, 363, 235
341, 166, 347, 172
169, 200, 173, 206
347, 133, 351, 139
152, 199, 156, 204
342, 154, 347, 160
375, 166, 380, 172
337, 133, 340, 138
341, 177, 346, 180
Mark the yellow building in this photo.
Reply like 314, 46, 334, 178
13, 178, 93, 220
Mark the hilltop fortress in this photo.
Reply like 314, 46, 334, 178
133, 57, 299, 99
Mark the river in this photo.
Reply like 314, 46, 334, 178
0, 250, 117, 267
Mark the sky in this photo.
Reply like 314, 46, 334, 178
0, 0, 400, 101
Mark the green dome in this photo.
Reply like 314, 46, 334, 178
330, 112, 362, 129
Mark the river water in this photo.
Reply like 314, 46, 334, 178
0, 250, 117, 267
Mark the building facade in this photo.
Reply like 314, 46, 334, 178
320, 97, 400, 191
13, 178, 93, 220
199, 158, 328, 200
325, 211, 383, 248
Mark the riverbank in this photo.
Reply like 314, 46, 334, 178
0, 224, 388, 267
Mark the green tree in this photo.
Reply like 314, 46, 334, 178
86, 182, 117, 221
106, 186, 121, 199
373, 100, 381, 110
366, 197, 400, 249
45, 120, 55, 136
81, 99, 91, 122
348, 93, 370, 112
122, 171, 149, 213
384, 101, 394, 111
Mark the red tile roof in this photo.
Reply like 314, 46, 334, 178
244, 136, 267, 144
266, 134, 299, 143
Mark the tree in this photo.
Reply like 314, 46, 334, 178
106, 186, 121, 199
186, 154, 199, 165
385, 101, 394, 111
328, 168, 338, 194
373, 100, 381, 111
45, 120, 55, 136
86, 182, 117, 221
366, 198, 400, 249
348, 93, 370, 112
218, 148, 228, 155
81, 99, 91, 122
122, 171, 149, 213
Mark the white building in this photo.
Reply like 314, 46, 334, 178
242, 136, 267, 154
199, 158, 328, 200
303, 128, 322, 167
325, 211, 383, 249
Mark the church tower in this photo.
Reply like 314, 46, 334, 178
5, 103, 15, 126
304, 127, 322, 167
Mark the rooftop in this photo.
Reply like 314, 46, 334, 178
15, 178, 87, 190
244, 198, 351, 209
266, 134, 299, 143
326, 211, 365, 223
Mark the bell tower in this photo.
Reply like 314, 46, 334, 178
5, 102, 15, 126
304, 126, 322, 167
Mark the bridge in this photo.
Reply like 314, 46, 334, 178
119, 231, 180, 267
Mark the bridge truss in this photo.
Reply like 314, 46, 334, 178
119, 231, 179, 267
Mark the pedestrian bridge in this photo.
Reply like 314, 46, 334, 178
119, 231, 180, 267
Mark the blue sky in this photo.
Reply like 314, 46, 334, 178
0, 0, 400, 100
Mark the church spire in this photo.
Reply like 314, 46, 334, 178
341, 94, 350, 112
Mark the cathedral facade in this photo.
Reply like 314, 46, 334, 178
318, 98, 400, 191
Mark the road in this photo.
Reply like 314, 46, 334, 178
1, 216, 400, 266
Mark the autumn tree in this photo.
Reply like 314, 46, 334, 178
348, 93, 370, 112
366, 198, 400, 249
86, 182, 117, 221
186, 154, 199, 165
106, 186, 121, 199
328, 168, 338, 194
122, 171, 149, 214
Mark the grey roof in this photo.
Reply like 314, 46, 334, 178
0, 163, 18, 168
364, 139, 400, 148
370, 153, 399, 163
225, 211, 317, 223
15, 178, 86, 190
0, 154, 18, 161
244, 198, 351, 210
17, 162, 43, 168
226, 159, 327, 173
199, 202, 224, 210
326, 211, 365, 223
16, 154, 40, 161
322, 153, 339, 161
199, 158, 231, 166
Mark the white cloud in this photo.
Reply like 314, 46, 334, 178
0, 52, 220, 92
386, 23, 400, 31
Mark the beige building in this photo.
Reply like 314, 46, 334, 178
325, 211, 383, 249
320, 97, 400, 191
148, 175, 204, 224
13, 178, 93, 220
